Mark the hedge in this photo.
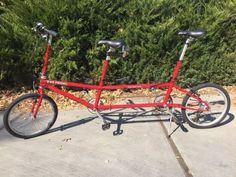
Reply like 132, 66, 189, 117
0, 0, 235, 89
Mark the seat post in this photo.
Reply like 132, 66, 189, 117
106, 47, 115, 60
179, 37, 193, 61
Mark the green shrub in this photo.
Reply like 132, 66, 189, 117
0, 0, 235, 89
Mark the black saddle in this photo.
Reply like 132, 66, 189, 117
178, 29, 206, 37
98, 40, 124, 49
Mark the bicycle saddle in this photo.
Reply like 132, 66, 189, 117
178, 29, 206, 37
98, 40, 124, 49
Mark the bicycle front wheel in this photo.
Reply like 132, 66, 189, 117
4, 93, 58, 139
181, 83, 230, 128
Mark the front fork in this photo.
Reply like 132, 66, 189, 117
31, 86, 44, 118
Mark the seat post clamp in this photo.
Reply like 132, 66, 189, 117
106, 55, 111, 60
106, 47, 115, 60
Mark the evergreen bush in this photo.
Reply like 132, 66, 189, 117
0, 0, 235, 89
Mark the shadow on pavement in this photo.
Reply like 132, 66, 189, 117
34, 109, 235, 138
102, 109, 172, 136
45, 116, 97, 134
1, 99, 235, 140
43, 108, 186, 137
214, 112, 235, 128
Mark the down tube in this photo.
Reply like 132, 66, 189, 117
45, 85, 94, 109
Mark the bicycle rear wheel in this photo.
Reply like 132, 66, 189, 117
4, 93, 58, 139
181, 83, 230, 128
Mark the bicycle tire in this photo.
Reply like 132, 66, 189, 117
181, 83, 230, 128
3, 93, 58, 139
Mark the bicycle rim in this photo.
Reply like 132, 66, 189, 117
183, 86, 229, 128
7, 95, 56, 138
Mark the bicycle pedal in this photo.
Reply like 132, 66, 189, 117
102, 123, 111, 131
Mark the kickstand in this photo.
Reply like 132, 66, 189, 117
95, 110, 111, 130
168, 125, 181, 137
113, 113, 124, 136
165, 105, 182, 137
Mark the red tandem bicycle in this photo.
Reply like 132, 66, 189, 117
3, 23, 230, 139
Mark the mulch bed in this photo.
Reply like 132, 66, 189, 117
1, 86, 236, 110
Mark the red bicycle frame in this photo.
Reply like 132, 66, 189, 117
34, 36, 208, 117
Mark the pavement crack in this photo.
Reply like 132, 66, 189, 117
160, 121, 194, 177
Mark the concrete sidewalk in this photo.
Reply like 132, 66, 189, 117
0, 98, 235, 177
0, 109, 185, 177
164, 107, 236, 177
0, 110, 4, 130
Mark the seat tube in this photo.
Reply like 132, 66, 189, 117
95, 59, 110, 108
170, 37, 192, 83
164, 38, 191, 103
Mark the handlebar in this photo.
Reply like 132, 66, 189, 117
32, 22, 58, 38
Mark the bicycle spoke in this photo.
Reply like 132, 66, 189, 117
182, 83, 230, 128
5, 94, 57, 138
